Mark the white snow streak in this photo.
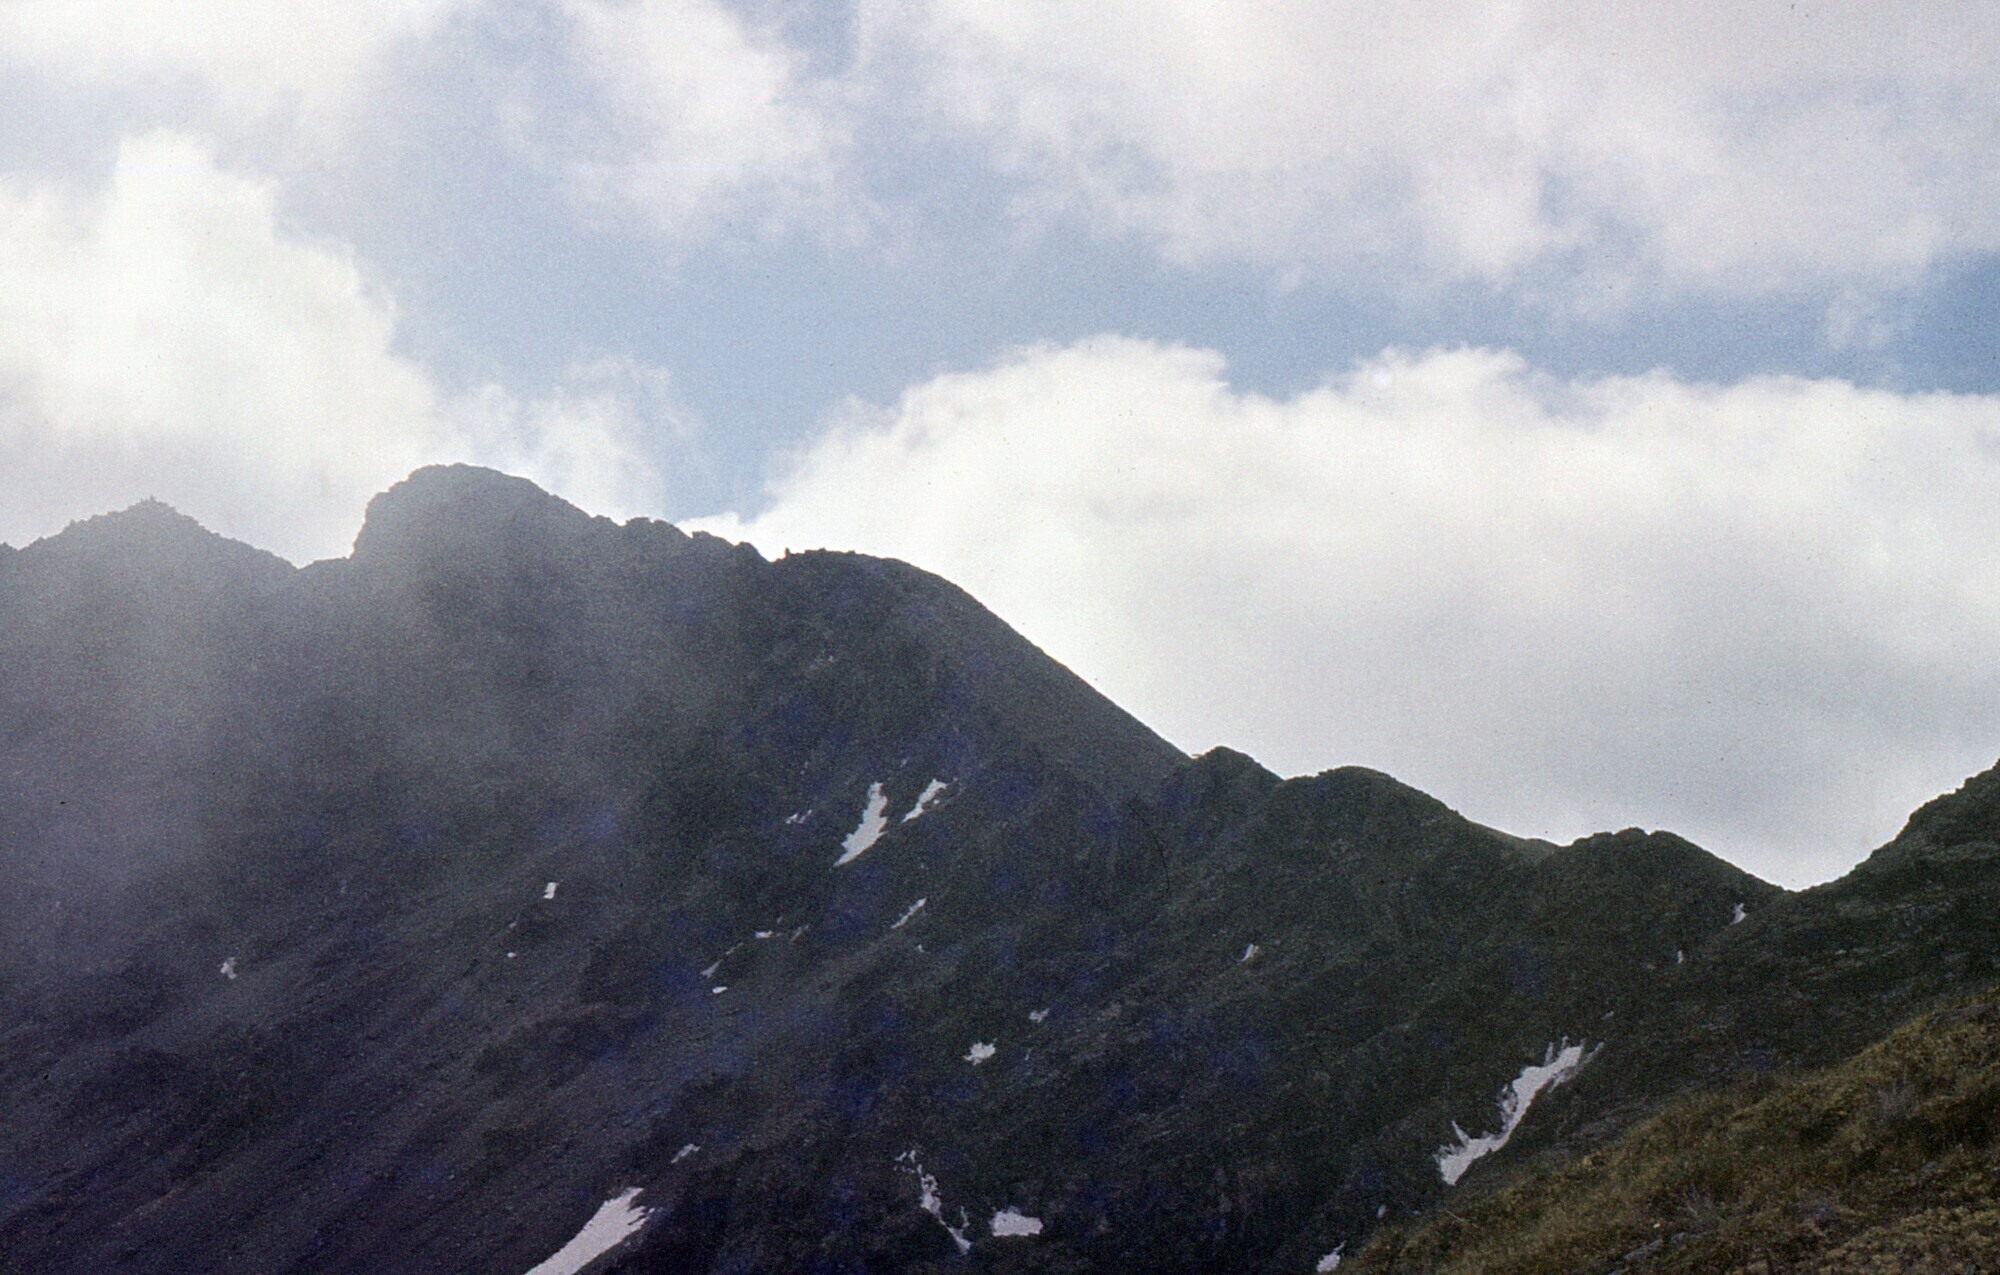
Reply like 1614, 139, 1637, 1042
1436, 1040, 1594, 1186
219, 957, 238, 980
834, 782, 889, 865
522, 1187, 652, 1275
1028, 1008, 1049, 1023
1316, 1242, 1346, 1271
965, 1041, 996, 1065
897, 1151, 972, 1254
754, 930, 775, 939
544, 881, 558, 900
1241, 943, 1260, 963
990, 1208, 1043, 1237
1732, 902, 1748, 924
711, 986, 727, 995
902, 779, 950, 822
891, 898, 928, 930
671, 1143, 699, 1164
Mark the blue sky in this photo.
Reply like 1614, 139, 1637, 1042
4, 1, 1999, 885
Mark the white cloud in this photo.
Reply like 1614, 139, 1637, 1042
451, 356, 680, 526
0, 0, 469, 123
0, 131, 665, 563
695, 336, 2000, 885
860, 1, 2000, 295
542, 0, 852, 236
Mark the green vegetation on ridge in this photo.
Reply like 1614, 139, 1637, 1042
1351, 985, 2000, 1274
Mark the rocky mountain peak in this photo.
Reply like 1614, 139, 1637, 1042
1871, 754, 2000, 866
348, 463, 604, 569
47, 497, 211, 545
17, 498, 292, 594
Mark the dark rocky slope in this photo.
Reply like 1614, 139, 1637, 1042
0, 467, 1990, 1274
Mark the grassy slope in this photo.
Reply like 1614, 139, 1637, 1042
1350, 986, 2000, 1274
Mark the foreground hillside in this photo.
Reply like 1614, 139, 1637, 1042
1, 467, 1996, 1273
1352, 985, 2000, 1274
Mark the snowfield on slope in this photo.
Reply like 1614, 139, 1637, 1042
835, 783, 890, 865
1436, 1040, 1594, 1185
902, 779, 950, 821
897, 1151, 972, 1254
991, 1208, 1043, 1237
523, 1187, 651, 1275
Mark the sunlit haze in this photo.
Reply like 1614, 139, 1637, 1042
6, 2, 2000, 886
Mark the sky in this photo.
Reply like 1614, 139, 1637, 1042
3, 2, 1999, 886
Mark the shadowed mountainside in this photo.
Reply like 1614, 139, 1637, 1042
0, 467, 1995, 1274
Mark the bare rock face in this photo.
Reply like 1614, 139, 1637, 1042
0, 468, 1993, 1274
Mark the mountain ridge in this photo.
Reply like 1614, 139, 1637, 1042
1, 467, 1992, 1274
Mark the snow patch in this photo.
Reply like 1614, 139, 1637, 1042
990, 1207, 1043, 1237
523, 1186, 652, 1275
902, 779, 950, 822
1028, 1008, 1048, 1023
1241, 943, 1260, 963
965, 1041, 996, 1065
711, 986, 727, 995
784, 810, 810, 825
1315, 1242, 1345, 1271
219, 957, 237, 980
701, 959, 723, 979
891, 898, 928, 930
1732, 902, 1748, 924
1436, 1040, 1595, 1186
671, 1143, 699, 1164
897, 1150, 972, 1254
754, 930, 775, 940
834, 783, 889, 865
543, 881, 558, 901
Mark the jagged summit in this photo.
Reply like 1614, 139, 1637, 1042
1868, 753, 2000, 867
19, 496, 292, 588
349, 463, 610, 564
47, 496, 211, 543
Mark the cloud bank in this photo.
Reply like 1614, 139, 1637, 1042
697, 339, 2000, 884
0, 0, 469, 124
547, 0, 853, 237
863, 1, 2000, 294
8, 3, 1998, 304
0, 133, 663, 562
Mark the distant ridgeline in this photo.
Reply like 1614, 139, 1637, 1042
2, 466, 1997, 1274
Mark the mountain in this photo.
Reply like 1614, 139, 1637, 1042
0, 466, 1993, 1274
